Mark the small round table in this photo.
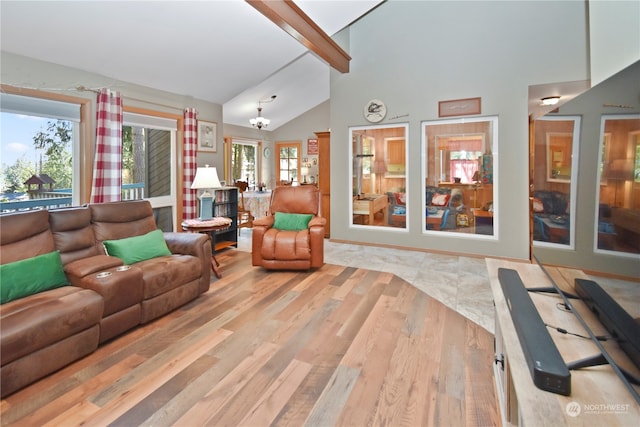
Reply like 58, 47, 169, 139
181, 218, 232, 279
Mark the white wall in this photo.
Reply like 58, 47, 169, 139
534, 61, 640, 277
330, 0, 590, 260
1, 52, 224, 172
589, 0, 640, 86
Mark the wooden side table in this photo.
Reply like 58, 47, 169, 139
181, 218, 232, 279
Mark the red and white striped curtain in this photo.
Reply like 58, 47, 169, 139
90, 89, 123, 203
182, 108, 198, 220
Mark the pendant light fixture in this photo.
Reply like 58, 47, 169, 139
250, 95, 276, 129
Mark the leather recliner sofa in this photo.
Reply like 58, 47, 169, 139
0, 200, 211, 397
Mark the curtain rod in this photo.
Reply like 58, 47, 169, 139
76, 85, 185, 112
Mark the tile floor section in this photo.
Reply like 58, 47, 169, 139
236, 230, 637, 334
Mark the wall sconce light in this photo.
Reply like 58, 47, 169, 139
541, 96, 561, 106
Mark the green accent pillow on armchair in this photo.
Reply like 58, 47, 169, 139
273, 212, 313, 231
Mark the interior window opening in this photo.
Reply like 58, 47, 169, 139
594, 115, 640, 256
350, 124, 408, 229
532, 116, 580, 248
423, 117, 497, 237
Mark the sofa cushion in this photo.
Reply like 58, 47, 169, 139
49, 206, 99, 265
393, 192, 406, 205
135, 255, 202, 299
532, 197, 545, 213
273, 212, 313, 231
261, 228, 311, 261
431, 193, 451, 206
0, 286, 103, 366
103, 229, 171, 265
0, 251, 68, 304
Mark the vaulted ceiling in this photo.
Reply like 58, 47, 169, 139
0, 0, 383, 130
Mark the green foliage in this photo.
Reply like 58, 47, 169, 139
231, 144, 256, 182
122, 126, 134, 177
32, 120, 73, 189
1, 156, 35, 193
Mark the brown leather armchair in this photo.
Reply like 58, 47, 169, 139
252, 185, 326, 270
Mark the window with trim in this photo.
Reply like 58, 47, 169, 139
595, 114, 640, 256
350, 124, 408, 229
423, 116, 498, 237
229, 138, 259, 189
276, 142, 301, 184
532, 116, 580, 248
1, 92, 81, 211
122, 111, 178, 231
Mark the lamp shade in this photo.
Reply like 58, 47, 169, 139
191, 165, 221, 189
373, 159, 387, 174
604, 159, 634, 181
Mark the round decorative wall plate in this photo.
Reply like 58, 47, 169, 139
363, 99, 387, 123
264, 147, 271, 158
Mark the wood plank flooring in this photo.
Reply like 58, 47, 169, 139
1, 250, 499, 426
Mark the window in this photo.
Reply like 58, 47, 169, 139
532, 116, 580, 248
229, 139, 259, 189
276, 142, 301, 184
123, 110, 178, 231
350, 124, 408, 229
423, 117, 497, 237
436, 134, 483, 184
595, 114, 640, 256
1, 92, 84, 211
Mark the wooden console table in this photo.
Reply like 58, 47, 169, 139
487, 259, 640, 426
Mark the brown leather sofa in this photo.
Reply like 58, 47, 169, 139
0, 200, 211, 397
252, 185, 325, 270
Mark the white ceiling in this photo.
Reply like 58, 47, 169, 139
0, 0, 383, 130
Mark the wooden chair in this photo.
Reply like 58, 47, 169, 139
235, 181, 254, 233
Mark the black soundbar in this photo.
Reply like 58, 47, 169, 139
498, 268, 571, 395
574, 278, 640, 371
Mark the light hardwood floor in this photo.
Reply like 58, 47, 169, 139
1, 250, 499, 426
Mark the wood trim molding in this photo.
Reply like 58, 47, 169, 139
246, 0, 351, 73
1, 84, 94, 203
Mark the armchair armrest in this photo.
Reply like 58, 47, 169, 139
308, 216, 326, 228
163, 231, 210, 258
253, 216, 274, 228
64, 255, 123, 279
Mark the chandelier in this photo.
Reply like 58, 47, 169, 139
250, 106, 270, 129
249, 95, 276, 129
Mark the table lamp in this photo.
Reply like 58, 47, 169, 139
191, 165, 221, 220
301, 166, 310, 184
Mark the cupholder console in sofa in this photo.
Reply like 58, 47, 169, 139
1, 200, 212, 397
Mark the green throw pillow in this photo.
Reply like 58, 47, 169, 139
103, 229, 171, 265
0, 251, 68, 304
273, 212, 313, 231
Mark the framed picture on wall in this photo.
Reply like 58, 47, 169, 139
438, 97, 481, 117
307, 138, 318, 155
198, 120, 217, 152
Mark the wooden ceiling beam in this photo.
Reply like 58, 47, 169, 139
246, 0, 351, 73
